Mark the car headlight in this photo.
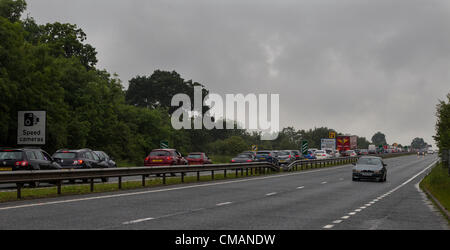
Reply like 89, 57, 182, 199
374, 170, 381, 174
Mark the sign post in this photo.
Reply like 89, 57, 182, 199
17, 111, 46, 145
251, 145, 258, 151
329, 131, 336, 139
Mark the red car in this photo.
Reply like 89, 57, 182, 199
185, 152, 212, 165
144, 149, 187, 166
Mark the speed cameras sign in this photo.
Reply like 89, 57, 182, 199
17, 111, 46, 145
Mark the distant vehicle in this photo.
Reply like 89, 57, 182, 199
314, 150, 330, 159
186, 152, 212, 165
352, 156, 387, 182
290, 150, 302, 160
1, 148, 62, 171
53, 149, 109, 169
93, 151, 117, 168
360, 149, 369, 155
417, 150, 426, 156
1, 148, 62, 187
427, 149, 434, 154
304, 149, 316, 160
277, 150, 296, 166
231, 153, 255, 163
53, 148, 110, 182
242, 151, 257, 158
342, 150, 357, 157
144, 149, 187, 166
255, 151, 279, 165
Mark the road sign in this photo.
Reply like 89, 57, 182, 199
329, 132, 336, 139
301, 140, 308, 155
321, 138, 336, 150
160, 140, 169, 149
251, 145, 258, 151
17, 110, 46, 145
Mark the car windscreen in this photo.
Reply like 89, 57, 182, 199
0, 151, 23, 160
315, 151, 325, 154
237, 154, 252, 158
256, 152, 270, 155
150, 150, 171, 156
357, 158, 381, 165
53, 152, 77, 159
187, 154, 202, 159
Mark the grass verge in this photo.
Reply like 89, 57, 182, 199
420, 162, 450, 223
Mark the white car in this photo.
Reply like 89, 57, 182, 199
427, 149, 434, 154
315, 150, 330, 159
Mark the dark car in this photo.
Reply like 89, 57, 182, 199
352, 156, 387, 182
241, 151, 257, 158
255, 151, 279, 165
0, 148, 62, 187
93, 151, 117, 168
144, 149, 187, 166
277, 150, 296, 166
231, 153, 255, 163
0, 148, 61, 171
186, 152, 212, 165
53, 149, 108, 169
304, 149, 316, 160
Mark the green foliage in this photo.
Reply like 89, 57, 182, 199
0, 0, 26, 23
435, 93, 450, 151
371, 131, 387, 146
411, 137, 428, 149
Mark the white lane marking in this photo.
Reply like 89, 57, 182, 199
297, 186, 305, 189
323, 159, 438, 229
321, 181, 328, 184
323, 225, 334, 229
333, 220, 343, 224
216, 202, 232, 206
341, 216, 350, 219
266, 192, 277, 196
0, 164, 352, 211
123, 217, 154, 225
365, 203, 372, 206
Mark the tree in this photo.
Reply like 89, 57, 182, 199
357, 137, 370, 149
434, 93, 450, 150
126, 70, 209, 113
0, 0, 26, 23
411, 137, 427, 149
371, 132, 387, 146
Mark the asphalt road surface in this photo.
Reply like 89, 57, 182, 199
0, 154, 447, 230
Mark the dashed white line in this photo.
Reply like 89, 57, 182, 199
296, 186, 305, 189
216, 202, 233, 206
123, 217, 154, 225
323, 224, 334, 229
341, 216, 350, 219
321, 181, 328, 184
333, 220, 343, 224
266, 192, 277, 196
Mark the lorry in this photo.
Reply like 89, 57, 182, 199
336, 135, 357, 153
368, 144, 376, 154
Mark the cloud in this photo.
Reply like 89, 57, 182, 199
26, 0, 450, 146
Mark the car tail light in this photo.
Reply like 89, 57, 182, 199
15, 161, 28, 167
73, 160, 83, 165
145, 156, 149, 162
322, 154, 326, 156
231, 159, 235, 162
295, 155, 299, 157
246, 159, 252, 162
166, 156, 172, 161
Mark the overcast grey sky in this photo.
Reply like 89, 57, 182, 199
26, 0, 450, 146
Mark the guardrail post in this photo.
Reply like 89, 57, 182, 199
17, 183, 23, 199
235, 169, 238, 178
181, 172, 184, 183
224, 169, 227, 178
246, 168, 249, 176
241, 168, 244, 176
142, 175, 146, 187
118, 177, 122, 189
212, 170, 214, 180
197, 171, 200, 181
163, 173, 166, 184
90, 178, 94, 192
57, 181, 62, 194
